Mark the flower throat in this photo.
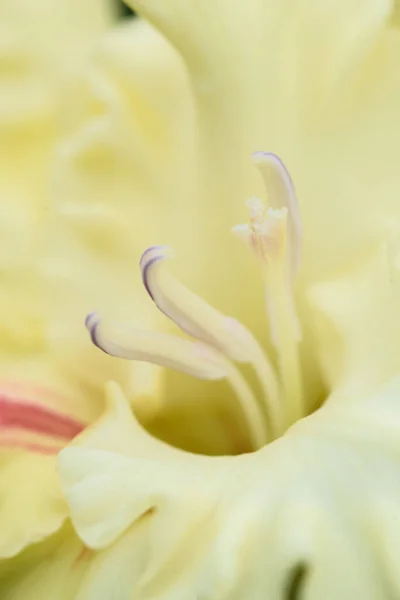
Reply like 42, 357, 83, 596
86, 152, 304, 450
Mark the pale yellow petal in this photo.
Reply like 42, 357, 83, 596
122, 0, 400, 291
57, 379, 400, 599
46, 17, 195, 424
391, 0, 400, 25
58, 384, 236, 597
58, 383, 222, 548
0, 382, 86, 559
0, 520, 155, 600
0, 0, 142, 422
53, 18, 197, 263
0, 452, 67, 558
0, 524, 87, 600
60, 381, 193, 464
0, 0, 115, 268
309, 243, 400, 400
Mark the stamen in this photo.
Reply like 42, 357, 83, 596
225, 316, 284, 438
139, 245, 172, 301
86, 314, 268, 449
140, 245, 283, 437
247, 197, 266, 226
266, 246, 303, 425
221, 361, 268, 449
140, 245, 268, 363
86, 313, 230, 380
234, 205, 288, 266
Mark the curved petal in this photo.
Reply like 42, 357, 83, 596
53, 18, 197, 262
58, 383, 217, 549
57, 378, 400, 599
0, 524, 88, 600
0, 452, 67, 558
0, 0, 114, 269
0, 0, 133, 429
0, 382, 86, 558
0, 521, 160, 600
309, 243, 400, 400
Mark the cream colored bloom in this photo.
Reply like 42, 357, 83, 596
2, 0, 400, 596
39, 0, 400, 596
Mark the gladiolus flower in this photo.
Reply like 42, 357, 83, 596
3, 0, 400, 598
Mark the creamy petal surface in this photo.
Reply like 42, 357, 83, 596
310, 242, 400, 399
64, 0, 400, 286
0, 0, 121, 558
2, 0, 400, 593
55, 381, 400, 599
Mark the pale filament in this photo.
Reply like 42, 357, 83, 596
223, 361, 269, 449
224, 317, 284, 438
265, 252, 303, 426
244, 341, 285, 437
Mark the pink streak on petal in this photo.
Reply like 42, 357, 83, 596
0, 395, 85, 440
